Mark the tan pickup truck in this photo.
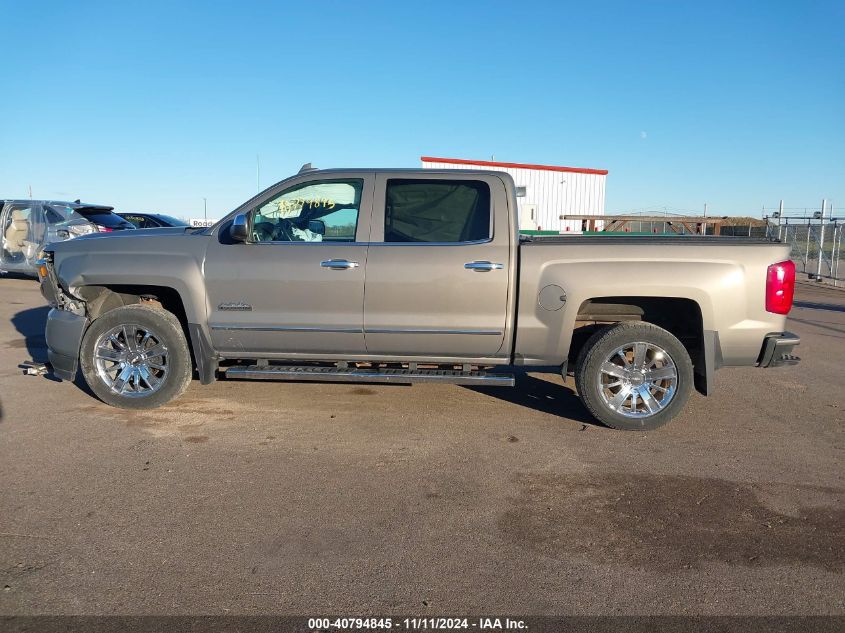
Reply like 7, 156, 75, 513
39, 166, 800, 430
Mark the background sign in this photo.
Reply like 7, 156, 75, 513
188, 218, 216, 227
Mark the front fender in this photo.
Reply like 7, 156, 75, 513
52, 235, 209, 325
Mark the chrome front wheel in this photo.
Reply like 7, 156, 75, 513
80, 304, 192, 409
93, 324, 169, 397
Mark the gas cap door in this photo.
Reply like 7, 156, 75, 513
539, 284, 567, 311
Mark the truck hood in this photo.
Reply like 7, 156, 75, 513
74, 226, 195, 240
46, 226, 205, 265
48, 226, 196, 252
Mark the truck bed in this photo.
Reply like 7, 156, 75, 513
521, 235, 780, 246
514, 234, 792, 368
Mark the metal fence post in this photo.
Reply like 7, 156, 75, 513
804, 218, 812, 272
816, 200, 827, 280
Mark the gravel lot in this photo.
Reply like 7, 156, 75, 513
0, 276, 842, 615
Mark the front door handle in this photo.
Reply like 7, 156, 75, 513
464, 261, 504, 272
320, 259, 359, 270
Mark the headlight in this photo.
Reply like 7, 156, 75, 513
35, 251, 53, 281
35, 258, 49, 281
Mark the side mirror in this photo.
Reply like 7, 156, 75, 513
230, 214, 249, 242
307, 219, 326, 236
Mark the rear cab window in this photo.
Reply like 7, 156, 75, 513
384, 179, 491, 243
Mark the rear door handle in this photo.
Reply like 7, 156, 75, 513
320, 259, 359, 270
464, 261, 504, 272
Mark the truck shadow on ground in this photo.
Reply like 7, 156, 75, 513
793, 300, 845, 313
10, 305, 50, 363
9, 305, 71, 386
8, 305, 599, 427
789, 315, 845, 337
465, 371, 601, 427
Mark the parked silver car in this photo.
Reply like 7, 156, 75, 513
1, 200, 130, 276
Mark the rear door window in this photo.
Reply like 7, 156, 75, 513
384, 179, 491, 243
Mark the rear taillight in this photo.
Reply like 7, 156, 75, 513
68, 224, 96, 237
96, 225, 113, 232
766, 260, 795, 314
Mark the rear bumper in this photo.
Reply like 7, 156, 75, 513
757, 332, 801, 368
45, 308, 88, 381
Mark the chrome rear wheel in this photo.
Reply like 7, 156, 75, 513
598, 342, 677, 418
574, 322, 693, 431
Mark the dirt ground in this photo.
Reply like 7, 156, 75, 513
0, 276, 842, 616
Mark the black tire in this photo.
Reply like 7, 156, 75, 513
574, 321, 693, 431
79, 304, 192, 409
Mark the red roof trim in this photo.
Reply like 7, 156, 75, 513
421, 156, 608, 176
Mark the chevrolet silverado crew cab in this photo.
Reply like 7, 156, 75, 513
39, 166, 800, 430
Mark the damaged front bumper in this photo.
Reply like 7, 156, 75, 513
45, 308, 87, 381
39, 254, 88, 381
757, 332, 801, 368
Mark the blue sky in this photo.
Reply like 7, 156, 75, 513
2, 0, 842, 218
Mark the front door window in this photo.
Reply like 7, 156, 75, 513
248, 179, 364, 243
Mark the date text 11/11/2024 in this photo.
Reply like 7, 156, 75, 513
307, 617, 528, 630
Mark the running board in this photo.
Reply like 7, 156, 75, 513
224, 365, 515, 387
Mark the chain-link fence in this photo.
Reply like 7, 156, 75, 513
764, 215, 844, 287
605, 208, 845, 287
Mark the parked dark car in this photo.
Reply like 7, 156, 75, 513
118, 212, 190, 229
72, 205, 136, 232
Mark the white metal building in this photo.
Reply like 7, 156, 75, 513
421, 156, 607, 232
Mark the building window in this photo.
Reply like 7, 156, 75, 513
515, 186, 527, 198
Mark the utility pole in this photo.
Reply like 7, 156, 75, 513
203, 197, 207, 221
777, 200, 784, 241
28, 185, 32, 199
704, 203, 708, 218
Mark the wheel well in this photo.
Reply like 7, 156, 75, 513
75, 284, 189, 325
571, 296, 708, 394
75, 284, 195, 369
